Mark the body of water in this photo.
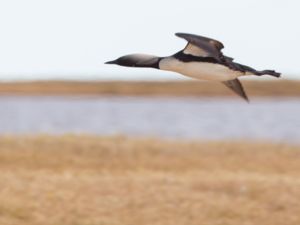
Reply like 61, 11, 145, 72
0, 96, 299, 142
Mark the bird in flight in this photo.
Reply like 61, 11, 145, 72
106, 33, 281, 102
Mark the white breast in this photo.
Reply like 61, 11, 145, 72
159, 57, 244, 81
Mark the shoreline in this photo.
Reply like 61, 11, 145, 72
0, 79, 298, 97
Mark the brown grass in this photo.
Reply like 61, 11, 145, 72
0, 79, 299, 97
0, 135, 300, 225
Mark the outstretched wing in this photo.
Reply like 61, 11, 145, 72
222, 79, 249, 102
175, 33, 224, 61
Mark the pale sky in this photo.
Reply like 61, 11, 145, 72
0, 0, 298, 80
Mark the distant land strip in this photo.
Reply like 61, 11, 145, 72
0, 80, 299, 97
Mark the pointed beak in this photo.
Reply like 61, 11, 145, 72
105, 60, 117, 65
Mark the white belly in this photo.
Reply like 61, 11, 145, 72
159, 57, 244, 81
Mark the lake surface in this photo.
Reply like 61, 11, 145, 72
0, 96, 299, 142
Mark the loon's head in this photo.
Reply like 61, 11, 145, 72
105, 54, 161, 69
105, 55, 138, 67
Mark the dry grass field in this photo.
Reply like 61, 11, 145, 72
0, 135, 299, 225
0, 79, 299, 97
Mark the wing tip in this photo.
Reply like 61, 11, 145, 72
175, 32, 186, 38
223, 79, 250, 103
175, 32, 224, 50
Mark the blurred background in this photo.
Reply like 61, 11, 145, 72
1, 1, 300, 225
0, 0, 298, 80
0, 0, 299, 141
